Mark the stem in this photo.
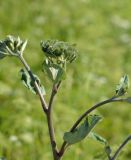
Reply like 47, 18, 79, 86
111, 135, 131, 160
70, 97, 115, 131
19, 55, 48, 112
19, 54, 61, 160
47, 82, 61, 160
47, 113, 58, 160
59, 96, 126, 156
48, 82, 61, 111
107, 154, 112, 160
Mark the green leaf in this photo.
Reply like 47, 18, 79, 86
0, 41, 8, 59
20, 69, 46, 95
63, 115, 102, 145
19, 40, 27, 55
89, 132, 112, 158
89, 132, 107, 145
43, 59, 66, 83
116, 75, 129, 96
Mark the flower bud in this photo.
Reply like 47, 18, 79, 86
0, 35, 27, 59
41, 39, 77, 63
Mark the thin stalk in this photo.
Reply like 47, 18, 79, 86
111, 135, 131, 160
59, 96, 127, 157
107, 154, 112, 160
48, 82, 61, 111
19, 54, 61, 160
46, 113, 59, 160
47, 82, 61, 160
19, 55, 48, 112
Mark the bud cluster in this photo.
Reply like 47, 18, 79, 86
41, 40, 77, 83
0, 35, 27, 59
41, 40, 77, 65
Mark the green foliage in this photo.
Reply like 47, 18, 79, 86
0, 0, 131, 160
0, 35, 27, 58
41, 40, 77, 83
63, 115, 102, 145
89, 132, 107, 145
89, 132, 112, 159
43, 59, 66, 83
41, 40, 77, 64
20, 69, 45, 95
116, 75, 129, 96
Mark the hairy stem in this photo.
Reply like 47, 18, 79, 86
19, 55, 48, 112
59, 96, 127, 156
111, 135, 131, 160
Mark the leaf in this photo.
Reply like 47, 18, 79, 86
89, 132, 112, 158
43, 59, 66, 83
19, 40, 27, 54
63, 115, 102, 145
89, 132, 107, 145
0, 41, 8, 59
89, 132, 112, 159
19, 69, 46, 95
116, 75, 129, 96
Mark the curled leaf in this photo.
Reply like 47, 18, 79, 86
116, 75, 129, 96
20, 69, 46, 95
63, 115, 102, 145
43, 59, 66, 83
89, 132, 107, 145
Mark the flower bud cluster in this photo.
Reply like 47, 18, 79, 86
41, 40, 77, 65
0, 35, 27, 59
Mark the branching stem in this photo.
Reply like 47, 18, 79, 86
59, 96, 127, 157
19, 55, 48, 112
18, 54, 131, 160
19, 54, 61, 160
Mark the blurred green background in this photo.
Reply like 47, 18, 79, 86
0, 0, 131, 159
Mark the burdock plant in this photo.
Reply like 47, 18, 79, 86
0, 35, 131, 160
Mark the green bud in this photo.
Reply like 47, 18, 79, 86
0, 35, 27, 59
41, 39, 77, 63
116, 75, 129, 96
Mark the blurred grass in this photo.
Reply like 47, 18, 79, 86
0, 0, 131, 159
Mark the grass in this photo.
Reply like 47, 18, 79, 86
0, 0, 131, 159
